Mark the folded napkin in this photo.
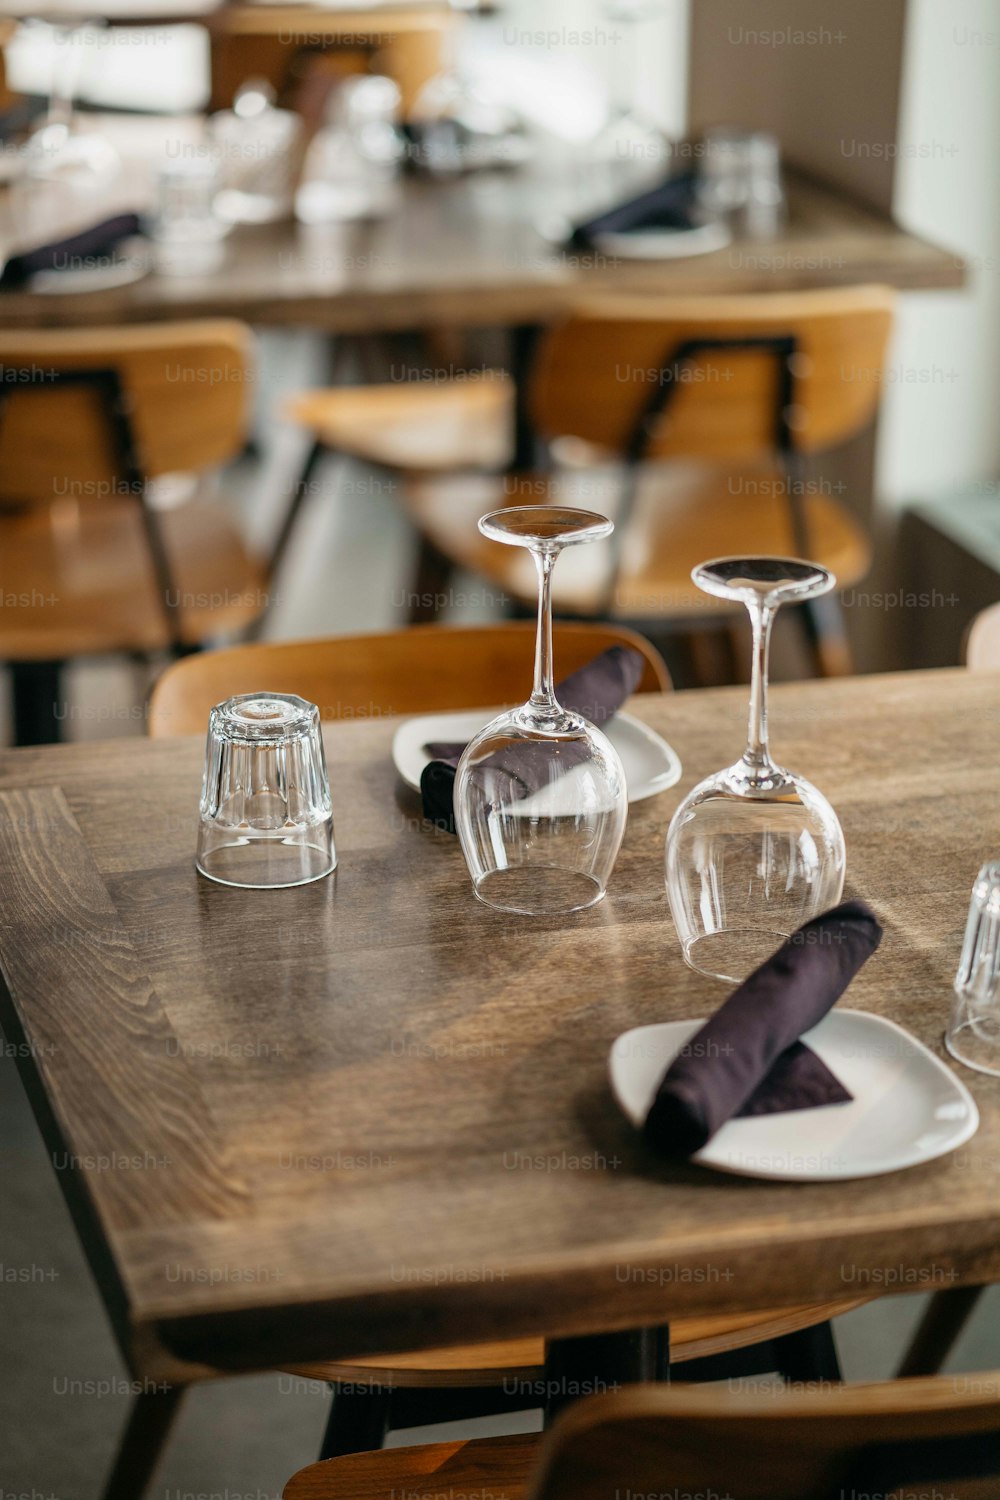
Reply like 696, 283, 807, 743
420, 644, 644, 833
0, 213, 142, 290
569, 171, 699, 248
643, 900, 883, 1159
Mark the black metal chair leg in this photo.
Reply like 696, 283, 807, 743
101, 1386, 185, 1500
543, 1325, 669, 1425
773, 1320, 843, 1385
9, 660, 64, 745
318, 1386, 392, 1459
897, 1286, 986, 1377
796, 595, 854, 678
408, 533, 457, 624
266, 439, 329, 587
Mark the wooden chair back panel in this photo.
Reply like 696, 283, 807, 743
530, 1377, 1000, 1500
529, 286, 895, 462
147, 622, 670, 737
0, 322, 253, 506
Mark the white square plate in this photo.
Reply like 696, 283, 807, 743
392, 709, 681, 806
609, 1009, 979, 1181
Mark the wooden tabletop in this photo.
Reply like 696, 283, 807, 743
1, 667, 998, 1385
0, 165, 965, 333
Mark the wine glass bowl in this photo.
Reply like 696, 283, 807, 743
665, 556, 846, 983
454, 507, 627, 916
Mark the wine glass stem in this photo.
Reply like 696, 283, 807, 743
744, 600, 776, 773
529, 547, 558, 717
49, 23, 83, 131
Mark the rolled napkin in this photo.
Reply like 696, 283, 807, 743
0, 213, 142, 290
643, 900, 883, 1158
420, 644, 644, 833
569, 171, 699, 248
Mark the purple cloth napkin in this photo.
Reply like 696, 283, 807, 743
643, 900, 883, 1159
0, 213, 142, 290
569, 171, 699, 248
420, 645, 644, 833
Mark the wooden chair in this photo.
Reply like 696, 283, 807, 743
285, 1369, 1000, 1500
147, 621, 670, 736
210, 5, 457, 120
0, 322, 303, 743
965, 602, 1000, 670
283, 286, 894, 677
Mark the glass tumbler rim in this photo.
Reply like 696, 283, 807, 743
210, 691, 318, 745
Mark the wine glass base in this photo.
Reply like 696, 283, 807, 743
473, 867, 605, 916
682, 927, 790, 985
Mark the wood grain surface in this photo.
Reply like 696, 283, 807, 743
0, 669, 998, 1383
0, 170, 965, 334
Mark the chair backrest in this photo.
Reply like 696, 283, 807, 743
147, 621, 670, 737
0, 321, 253, 507
529, 285, 895, 463
530, 1375, 1000, 1500
966, 602, 1000, 671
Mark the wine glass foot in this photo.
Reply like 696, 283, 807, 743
682, 927, 791, 985
473, 866, 605, 916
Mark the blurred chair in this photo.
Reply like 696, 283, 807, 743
210, 6, 456, 119
0, 321, 304, 744
284, 1371, 1000, 1500
284, 286, 894, 678
148, 621, 670, 735
965, 602, 1000, 670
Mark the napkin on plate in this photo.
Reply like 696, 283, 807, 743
0, 213, 142, 290
569, 171, 700, 248
420, 644, 644, 833
643, 900, 883, 1159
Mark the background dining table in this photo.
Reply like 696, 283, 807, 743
0, 154, 966, 333
0, 666, 998, 1393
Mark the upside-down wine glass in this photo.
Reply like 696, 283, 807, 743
454, 507, 627, 916
665, 557, 846, 983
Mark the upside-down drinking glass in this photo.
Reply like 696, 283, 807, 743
454, 507, 627, 915
197, 693, 336, 889
665, 557, 846, 982
946, 860, 1000, 1077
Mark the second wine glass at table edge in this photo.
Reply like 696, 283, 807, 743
665, 557, 847, 985
454, 507, 628, 916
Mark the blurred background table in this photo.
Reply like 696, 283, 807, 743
0, 157, 966, 332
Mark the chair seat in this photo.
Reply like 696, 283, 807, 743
284, 1299, 870, 1389
0, 496, 267, 659
284, 1433, 538, 1500
283, 376, 514, 473
403, 462, 872, 619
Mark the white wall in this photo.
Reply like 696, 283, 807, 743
462, 0, 689, 145
877, 0, 1000, 504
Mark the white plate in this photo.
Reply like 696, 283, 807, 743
609, 1009, 979, 1181
392, 708, 681, 806
28, 237, 151, 295
593, 220, 731, 261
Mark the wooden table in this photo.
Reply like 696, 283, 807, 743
0, 165, 966, 333
1, 667, 999, 1386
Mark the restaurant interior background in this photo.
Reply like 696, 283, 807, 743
2, 0, 1000, 1496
